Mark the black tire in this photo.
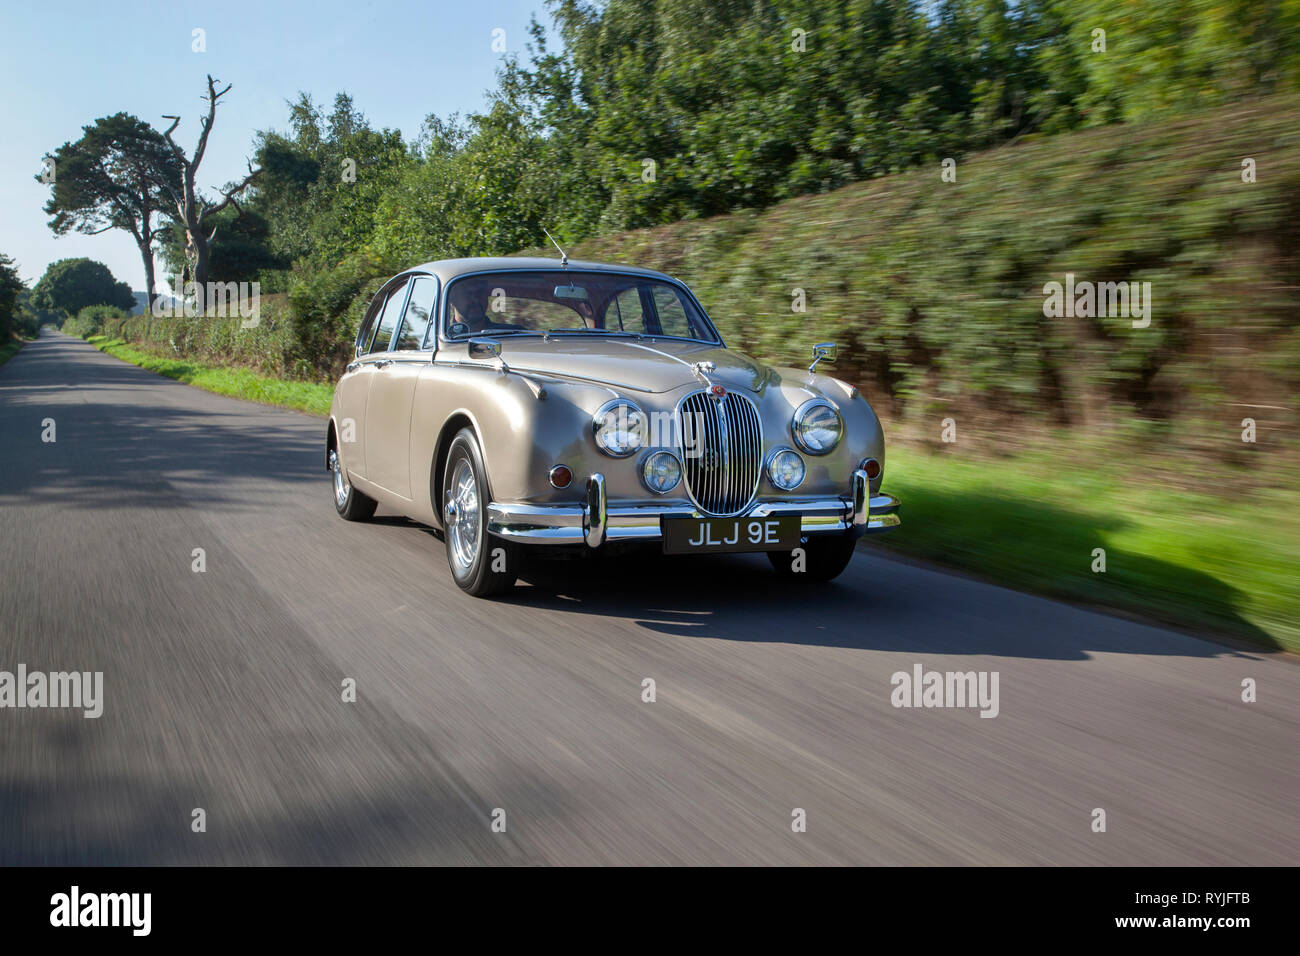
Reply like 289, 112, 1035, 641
767, 535, 857, 582
442, 428, 518, 597
329, 446, 377, 521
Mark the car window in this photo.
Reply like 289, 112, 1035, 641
356, 292, 386, 356
442, 271, 720, 342
394, 276, 436, 351
651, 287, 697, 338
368, 279, 409, 353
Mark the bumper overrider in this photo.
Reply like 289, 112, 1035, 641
486, 468, 901, 548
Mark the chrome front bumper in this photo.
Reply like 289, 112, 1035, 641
487, 469, 901, 547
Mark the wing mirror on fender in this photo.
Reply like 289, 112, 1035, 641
809, 342, 837, 374
469, 337, 508, 371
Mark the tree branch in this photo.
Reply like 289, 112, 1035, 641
191, 75, 231, 172
201, 165, 263, 220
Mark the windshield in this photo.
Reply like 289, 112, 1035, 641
442, 270, 720, 343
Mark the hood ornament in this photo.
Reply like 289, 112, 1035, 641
691, 360, 716, 387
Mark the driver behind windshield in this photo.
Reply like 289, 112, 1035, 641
449, 285, 502, 334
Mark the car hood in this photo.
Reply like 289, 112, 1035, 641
465, 336, 770, 394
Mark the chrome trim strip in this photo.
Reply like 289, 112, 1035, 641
433, 357, 652, 395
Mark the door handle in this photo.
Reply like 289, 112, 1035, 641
375, 359, 392, 369
346, 362, 359, 373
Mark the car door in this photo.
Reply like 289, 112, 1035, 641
334, 287, 392, 481
365, 276, 436, 500
345, 277, 409, 486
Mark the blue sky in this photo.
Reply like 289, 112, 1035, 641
0, 0, 555, 288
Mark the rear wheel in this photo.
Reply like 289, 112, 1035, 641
442, 428, 518, 597
767, 535, 856, 582
330, 447, 377, 521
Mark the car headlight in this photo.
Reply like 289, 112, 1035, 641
593, 399, 646, 457
792, 398, 842, 454
767, 448, 806, 491
642, 451, 682, 494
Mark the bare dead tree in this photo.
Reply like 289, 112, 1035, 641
158, 75, 262, 297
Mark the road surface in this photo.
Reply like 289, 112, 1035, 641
1, 330, 1296, 864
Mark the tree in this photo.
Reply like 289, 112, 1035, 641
251, 91, 410, 270
157, 75, 263, 293
0, 254, 25, 340
40, 113, 180, 309
158, 205, 284, 284
31, 258, 134, 318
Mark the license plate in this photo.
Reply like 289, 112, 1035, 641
662, 515, 801, 554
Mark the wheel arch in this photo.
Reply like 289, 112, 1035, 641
431, 410, 488, 526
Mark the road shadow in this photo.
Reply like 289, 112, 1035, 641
0, 335, 323, 513
494, 490, 1279, 659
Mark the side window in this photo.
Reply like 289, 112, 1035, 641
356, 292, 386, 356
394, 276, 436, 350
651, 287, 695, 338
368, 279, 409, 354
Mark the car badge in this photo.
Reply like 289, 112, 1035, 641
710, 384, 726, 400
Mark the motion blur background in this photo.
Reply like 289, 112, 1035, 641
3, 0, 1297, 649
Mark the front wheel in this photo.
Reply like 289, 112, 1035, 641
767, 535, 857, 582
330, 447, 377, 521
442, 428, 518, 597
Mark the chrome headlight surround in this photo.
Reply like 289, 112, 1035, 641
791, 398, 843, 455
592, 398, 647, 458
766, 447, 806, 491
641, 450, 682, 494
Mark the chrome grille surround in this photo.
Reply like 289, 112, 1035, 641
676, 390, 763, 516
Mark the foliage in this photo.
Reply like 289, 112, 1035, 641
537, 94, 1300, 441
61, 303, 131, 338
82, 0, 1300, 406
0, 253, 25, 340
284, 248, 397, 377
32, 258, 135, 318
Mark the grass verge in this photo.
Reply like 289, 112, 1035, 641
878, 445, 1298, 653
0, 336, 27, 368
85, 335, 333, 416
78, 331, 1299, 652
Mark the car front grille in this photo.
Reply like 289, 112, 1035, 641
678, 391, 762, 516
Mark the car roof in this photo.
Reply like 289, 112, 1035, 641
408, 256, 676, 284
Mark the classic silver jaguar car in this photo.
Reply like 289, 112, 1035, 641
327, 257, 899, 596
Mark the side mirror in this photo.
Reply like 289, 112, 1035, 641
468, 338, 502, 360
809, 342, 837, 374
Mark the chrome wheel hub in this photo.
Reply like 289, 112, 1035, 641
445, 458, 480, 574
329, 448, 349, 508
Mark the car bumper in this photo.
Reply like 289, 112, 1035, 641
486, 469, 901, 547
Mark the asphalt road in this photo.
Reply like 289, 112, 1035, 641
1, 329, 1296, 865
